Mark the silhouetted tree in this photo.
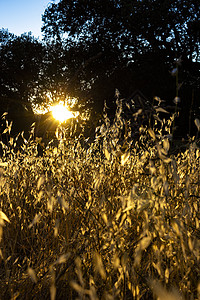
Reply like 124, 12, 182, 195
42, 0, 200, 88
0, 30, 46, 134
41, 0, 200, 135
1, 0, 200, 138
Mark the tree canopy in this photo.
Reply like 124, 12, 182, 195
0, 0, 200, 137
0, 30, 47, 134
42, 0, 200, 107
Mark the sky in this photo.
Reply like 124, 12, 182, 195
0, 0, 57, 39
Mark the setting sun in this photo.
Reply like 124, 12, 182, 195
51, 104, 76, 123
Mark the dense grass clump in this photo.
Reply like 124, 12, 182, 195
0, 105, 199, 299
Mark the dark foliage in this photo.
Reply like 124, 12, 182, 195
0, 0, 200, 137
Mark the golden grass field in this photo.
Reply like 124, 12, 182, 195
0, 106, 199, 299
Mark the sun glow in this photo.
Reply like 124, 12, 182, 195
51, 104, 78, 123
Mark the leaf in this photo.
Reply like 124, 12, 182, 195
70, 281, 85, 294
113, 254, 120, 269
37, 190, 43, 203
148, 128, 156, 140
119, 213, 127, 227
53, 253, 70, 265
1, 112, 8, 118
37, 176, 45, 190
102, 213, 108, 225
123, 205, 134, 213
165, 268, 170, 283
172, 220, 181, 236
134, 236, 151, 266
140, 236, 151, 250
152, 262, 162, 276
54, 219, 59, 237
163, 138, 170, 152
163, 157, 172, 163
0, 162, 8, 167
2, 128, 9, 134
27, 267, 37, 283
150, 280, 183, 300
155, 107, 169, 114
0, 211, 10, 226
121, 152, 130, 166
47, 196, 56, 212
28, 213, 41, 228
53, 147, 58, 155
94, 252, 106, 280
104, 148, 110, 160
188, 237, 194, 252
133, 109, 142, 118
194, 118, 200, 131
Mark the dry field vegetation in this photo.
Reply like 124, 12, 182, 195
0, 103, 199, 300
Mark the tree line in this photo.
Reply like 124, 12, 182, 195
0, 0, 200, 138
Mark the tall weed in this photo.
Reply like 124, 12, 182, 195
0, 105, 199, 299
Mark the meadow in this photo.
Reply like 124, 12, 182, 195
0, 103, 199, 300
